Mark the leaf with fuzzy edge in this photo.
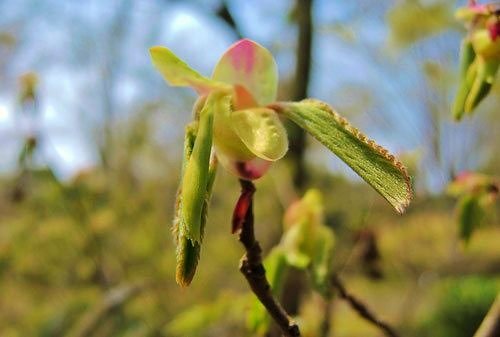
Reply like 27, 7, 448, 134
181, 94, 220, 243
272, 99, 412, 213
174, 119, 218, 286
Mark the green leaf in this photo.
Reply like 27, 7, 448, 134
387, 1, 454, 48
213, 95, 255, 162
212, 39, 278, 105
174, 122, 218, 287
181, 94, 218, 243
453, 41, 478, 120
231, 107, 288, 161
457, 195, 484, 243
150, 46, 229, 94
310, 226, 335, 297
273, 99, 412, 213
464, 57, 498, 115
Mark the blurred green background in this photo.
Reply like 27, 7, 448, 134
0, 0, 499, 336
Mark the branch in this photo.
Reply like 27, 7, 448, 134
67, 282, 145, 337
474, 294, 500, 337
216, 1, 243, 39
331, 275, 400, 337
287, 0, 313, 190
235, 179, 301, 337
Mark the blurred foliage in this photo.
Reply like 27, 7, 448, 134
387, 0, 456, 48
421, 276, 499, 337
447, 172, 498, 243
1, 1, 500, 336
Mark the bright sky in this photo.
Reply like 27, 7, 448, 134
0, 0, 491, 191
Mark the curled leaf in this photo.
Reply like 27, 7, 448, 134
453, 41, 478, 120
181, 94, 217, 243
464, 57, 498, 114
272, 99, 412, 214
231, 107, 288, 161
174, 154, 218, 286
212, 39, 278, 105
310, 226, 335, 297
457, 195, 484, 244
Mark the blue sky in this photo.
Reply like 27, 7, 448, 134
0, 0, 495, 192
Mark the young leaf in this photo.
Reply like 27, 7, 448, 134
272, 99, 412, 213
453, 56, 478, 120
281, 223, 311, 269
174, 126, 218, 287
464, 57, 499, 114
173, 123, 198, 286
310, 226, 335, 297
457, 195, 484, 243
213, 94, 255, 162
181, 94, 217, 243
231, 107, 288, 161
150, 46, 229, 95
453, 40, 476, 120
212, 39, 278, 105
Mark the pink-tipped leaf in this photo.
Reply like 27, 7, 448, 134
212, 39, 278, 105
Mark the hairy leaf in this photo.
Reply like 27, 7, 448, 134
181, 94, 218, 243
174, 145, 218, 286
273, 99, 412, 213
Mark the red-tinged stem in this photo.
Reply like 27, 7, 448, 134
236, 179, 301, 337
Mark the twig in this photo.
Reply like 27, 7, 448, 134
67, 282, 145, 337
235, 179, 301, 337
331, 275, 400, 337
473, 294, 500, 337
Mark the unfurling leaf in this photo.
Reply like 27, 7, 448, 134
464, 57, 498, 114
247, 247, 287, 334
281, 224, 311, 269
174, 120, 218, 287
272, 99, 412, 214
181, 94, 217, 243
453, 40, 477, 120
231, 107, 288, 161
212, 38, 278, 105
457, 195, 484, 243
310, 226, 335, 297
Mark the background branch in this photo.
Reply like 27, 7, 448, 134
331, 275, 400, 337
236, 179, 301, 337
473, 294, 500, 337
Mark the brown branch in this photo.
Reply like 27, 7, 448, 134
235, 179, 300, 337
331, 275, 400, 337
216, 1, 243, 39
